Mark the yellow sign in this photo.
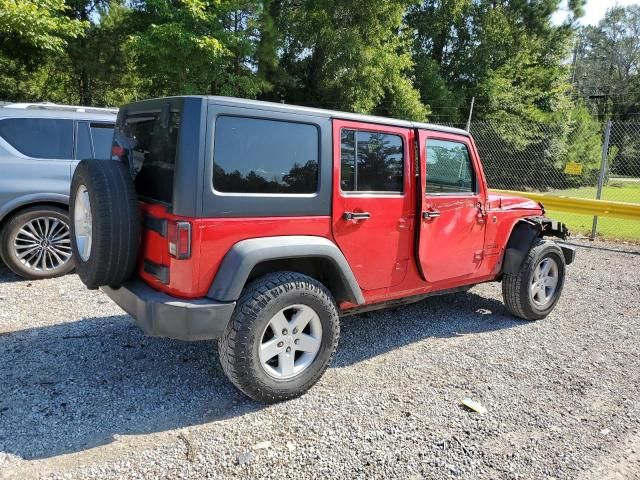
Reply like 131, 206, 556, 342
564, 162, 583, 175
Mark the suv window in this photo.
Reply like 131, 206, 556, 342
340, 129, 404, 193
118, 112, 180, 205
76, 122, 115, 159
91, 123, 115, 158
0, 118, 73, 159
76, 121, 92, 160
425, 139, 475, 194
213, 116, 319, 194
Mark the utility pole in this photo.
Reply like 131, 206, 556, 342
591, 120, 612, 240
466, 96, 475, 132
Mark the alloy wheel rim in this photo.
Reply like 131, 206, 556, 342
529, 257, 559, 307
259, 304, 323, 380
14, 216, 72, 271
74, 185, 93, 262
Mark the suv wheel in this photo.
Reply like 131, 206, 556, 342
218, 272, 340, 403
502, 239, 566, 320
0, 206, 74, 279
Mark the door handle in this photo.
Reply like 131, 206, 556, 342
422, 210, 441, 219
343, 211, 371, 221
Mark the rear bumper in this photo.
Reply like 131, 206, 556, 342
101, 279, 236, 341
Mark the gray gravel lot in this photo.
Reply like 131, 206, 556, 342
0, 239, 639, 479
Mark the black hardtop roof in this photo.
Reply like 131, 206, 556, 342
125, 95, 469, 136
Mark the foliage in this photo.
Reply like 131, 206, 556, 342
270, 0, 428, 120
0, 0, 86, 100
125, 0, 267, 98
0, 0, 85, 55
574, 5, 640, 120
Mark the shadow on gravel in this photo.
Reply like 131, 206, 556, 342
0, 290, 521, 460
0, 263, 23, 284
566, 241, 640, 256
335, 290, 522, 368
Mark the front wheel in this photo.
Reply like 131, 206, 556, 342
218, 272, 340, 403
502, 239, 566, 320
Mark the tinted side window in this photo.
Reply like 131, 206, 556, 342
90, 123, 114, 158
0, 118, 73, 159
213, 116, 319, 194
340, 129, 404, 193
425, 139, 475, 194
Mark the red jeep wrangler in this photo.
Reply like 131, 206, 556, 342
69, 96, 574, 402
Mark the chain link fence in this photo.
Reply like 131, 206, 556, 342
463, 120, 640, 241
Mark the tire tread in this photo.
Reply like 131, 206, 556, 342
502, 239, 566, 321
218, 271, 339, 403
70, 160, 139, 289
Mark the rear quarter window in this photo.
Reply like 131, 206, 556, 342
0, 118, 73, 159
212, 116, 319, 194
76, 122, 115, 159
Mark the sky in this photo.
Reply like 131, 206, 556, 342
553, 0, 640, 25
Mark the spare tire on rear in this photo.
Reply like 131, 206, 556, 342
70, 159, 140, 289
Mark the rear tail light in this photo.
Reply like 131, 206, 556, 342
167, 221, 191, 259
111, 145, 124, 158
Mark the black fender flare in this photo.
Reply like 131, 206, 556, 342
502, 217, 574, 275
502, 222, 539, 275
207, 236, 365, 305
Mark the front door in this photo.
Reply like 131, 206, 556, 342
331, 120, 414, 291
417, 130, 487, 283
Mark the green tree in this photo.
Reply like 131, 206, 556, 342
408, 0, 586, 123
0, 0, 85, 100
573, 5, 640, 120
272, 0, 428, 120
125, 0, 266, 98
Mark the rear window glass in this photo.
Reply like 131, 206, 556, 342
117, 112, 180, 204
0, 118, 73, 159
213, 116, 319, 194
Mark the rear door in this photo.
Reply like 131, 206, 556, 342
331, 120, 414, 291
0, 117, 75, 208
417, 130, 487, 283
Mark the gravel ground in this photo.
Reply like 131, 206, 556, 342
0, 239, 639, 480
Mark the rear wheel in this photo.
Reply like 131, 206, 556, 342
502, 239, 566, 320
0, 206, 74, 279
218, 272, 340, 403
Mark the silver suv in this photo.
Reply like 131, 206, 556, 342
0, 103, 116, 279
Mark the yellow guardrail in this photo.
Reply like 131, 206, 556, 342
490, 189, 640, 221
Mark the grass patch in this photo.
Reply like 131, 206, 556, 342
544, 181, 640, 241
549, 181, 640, 202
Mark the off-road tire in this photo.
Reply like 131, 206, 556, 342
218, 271, 340, 403
70, 159, 140, 289
502, 239, 566, 320
0, 206, 74, 279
